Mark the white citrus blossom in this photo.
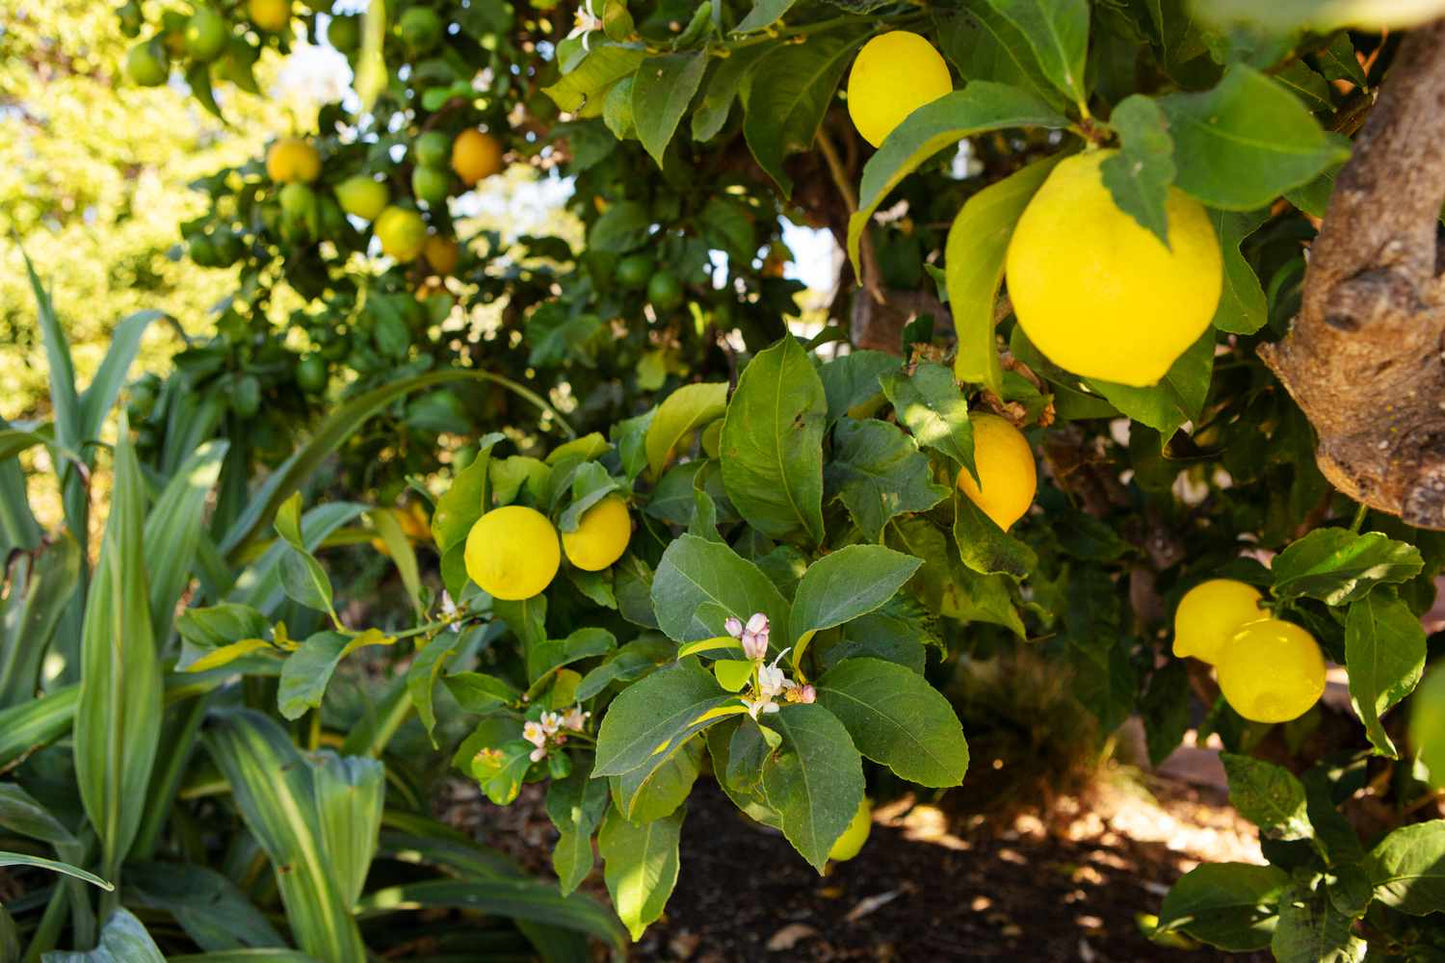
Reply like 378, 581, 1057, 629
567, 0, 603, 51
562, 706, 590, 731
522, 721, 548, 761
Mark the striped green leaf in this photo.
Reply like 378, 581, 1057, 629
144, 440, 229, 647
0, 852, 111, 890
74, 417, 163, 882
0, 533, 80, 708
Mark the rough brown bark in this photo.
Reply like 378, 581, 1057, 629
1260, 20, 1445, 529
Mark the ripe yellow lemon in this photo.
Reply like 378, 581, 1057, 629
1172, 579, 1268, 664
249, 0, 291, 32
954, 414, 1035, 531
265, 137, 320, 184
846, 31, 953, 148
1006, 150, 1223, 387
375, 206, 427, 261
464, 505, 561, 600
1216, 620, 1326, 724
424, 235, 459, 276
829, 797, 872, 861
451, 129, 504, 185
562, 495, 632, 571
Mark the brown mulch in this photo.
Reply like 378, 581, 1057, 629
452, 768, 1271, 963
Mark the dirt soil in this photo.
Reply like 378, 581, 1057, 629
460, 766, 1270, 963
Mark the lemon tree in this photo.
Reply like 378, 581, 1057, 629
7, 0, 1445, 959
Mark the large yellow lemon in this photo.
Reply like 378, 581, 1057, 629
452, 129, 504, 185
846, 31, 953, 148
562, 495, 632, 571
954, 414, 1035, 531
1172, 579, 1268, 664
1216, 620, 1326, 724
829, 797, 872, 861
464, 506, 560, 600
265, 137, 320, 184
249, 0, 291, 33
374, 206, 427, 262
1006, 150, 1223, 387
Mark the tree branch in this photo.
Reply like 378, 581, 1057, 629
1259, 18, 1445, 529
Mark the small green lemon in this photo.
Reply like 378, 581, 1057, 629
414, 130, 451, 169
1006, 150, 1222, 387
1172, 579, 1267, 664
184, 7, 230, 62
846, 31, 953, 148
954, 414, 1035, 531
375, 206, 427, 261
464, 505, 560, 600
1216, 620, 1326, 724
562, 495, 632, 571
126, 39, 170, 86
829, 797, 872, 861
335, 175, 389, 220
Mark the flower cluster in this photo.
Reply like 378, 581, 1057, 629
522, 706, 589, 762
724, 613, 816, 719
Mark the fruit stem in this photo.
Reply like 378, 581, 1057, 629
1350, 502, 1369, 533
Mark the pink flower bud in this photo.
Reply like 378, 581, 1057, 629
724, 616, 743, 638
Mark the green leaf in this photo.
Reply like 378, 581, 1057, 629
78, 310, 165, 443
311, 751, 384, 906
692, 45, 766, 141
1345, 591, 1425, 757
1158, 862, 1289, 951
1271, 885, 1367, 963
734, 0, 796, 32
354, 878, 625, 947
743, 29, 866, 196
645, 382, 728, 477
825, 418, 948, 543
1195, 0, 1438, 31
1271, 529, 1424, 606
0, 684, 79, 769
1158, 65, 1351, 210
547, 760, 611, 895
431, 434, 505, 557
1086, 328, 1214, 436
632, 52, 708, 166
1369, 819, 1445, 915
815, 657, 968, 787
43, 908, 163, 962
719, 336, 827, 544
979, 0, 1089, 104
0, 852, 111, 890
75, 417, 162, 881
651, 534, 792, 643
277, 630, 394, 721
1211, 208, 1270, 334
817, 350, 897, 424
610, 736, 701, 823
1220, 753, 1312, 840
588, 199, 653, 253
879, 362, 976, 478
0, 533, 80, 708
175, 603, 270, 671
598, 804, 683, 941
204, 709, 366, 960
952, 492, 1036, 579
848, 83, 1068, 274
370, 507, 424, 616
543, 44, 646, 114
935, 8, 1069, 111
593, 660, 736, 778
1100, 95, 1175, 244
761, 703, 865, 871
126, 862, 286, 953
789, 546, 921, 667
145, 440, 229, 643
945, 153, 1061, 395
443, 670, 520, 713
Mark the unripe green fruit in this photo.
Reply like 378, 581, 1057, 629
295, 354, 328, 394
126, 39, 170, 86
279, 182, 317, 218
412, 165, 451, 208
375, 206, 427, 261
414, 130, 451, 169
184, 7, 230, 62
233, 375, 262, 418
647, 271, 684, 312
188, 233, 219, 267
335, 175, 389, 220
615, 253, 653, 290
327, 14, 361, 53
398, 7, 443, 52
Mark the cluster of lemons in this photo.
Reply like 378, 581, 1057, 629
126, 0, 295, 87
264, 128, 502, 273
846, 32, 1223, 389
1173, 580, 1327, 723
462, 496, 633, 601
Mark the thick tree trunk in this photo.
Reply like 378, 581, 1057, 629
1259, 20, 1445, 529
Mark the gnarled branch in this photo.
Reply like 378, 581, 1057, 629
1260, 20, 1445, 529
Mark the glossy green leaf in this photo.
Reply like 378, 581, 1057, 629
592, 660, 735, 777
826, 417, 949, 544
880, 362, 976, 477
632, 52, 708, 166
650, 534, 791, 643
762, 703, 865, 871
644, 382, 728, 478
1271, 885, 1366, 963
815, 657, 968, 787
952, 492, 1036, 579
1369, 819, 1445, 915
979, 0, 1089, 104
1210, 208, 1270, 334
1271, 529, 1423, 606
789, 545, 920, 667
1086, 328, 1214, 437
848, 82, 1067, 273
598, 804, 683, 941
1100, 94, 1175, 244
547, 759, 611, 895
1345, 591, 1426, 757
278, 629, 395, 720
1158, 863, 1289, 951
1220, 753, 1312, 841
